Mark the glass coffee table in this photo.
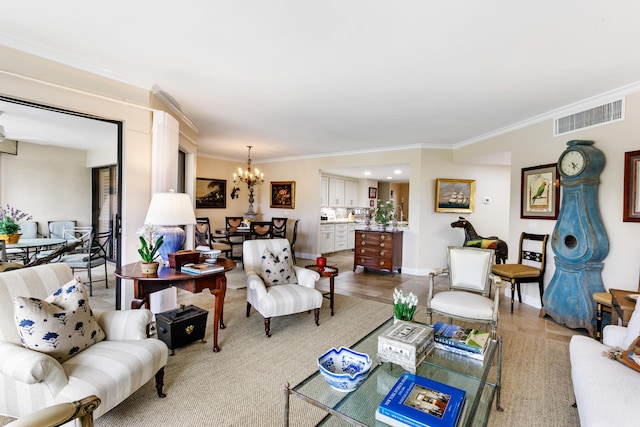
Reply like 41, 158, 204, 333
284, 318, 503, 427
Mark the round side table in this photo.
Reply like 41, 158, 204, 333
305, 264, 339, 316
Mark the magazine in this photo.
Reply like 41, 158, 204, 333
376, 372, 466, 427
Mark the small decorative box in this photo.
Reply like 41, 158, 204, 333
168, 250, 200, 270
377, 321, 434, 373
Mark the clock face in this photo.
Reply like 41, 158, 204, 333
560, 150, 585, 176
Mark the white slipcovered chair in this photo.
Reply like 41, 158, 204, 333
243, 238, 322, 337
427, 246, 501, 338
0, 263, 168, 422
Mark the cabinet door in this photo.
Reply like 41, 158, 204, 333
344, 180, 359, 207
319, 224, 335, 253
329, 178, 345, 207
347, 223, 356, 249
320, 177, 329, 206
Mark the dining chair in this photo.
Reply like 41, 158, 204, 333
491, 232, 549, 314
195, 217, 232, 257
290, 219, 300, 264
427, 246, 501, 339
271, 217, 288, 239
250, 221, 273, 240
225, 216, 245, 261
48, 220, 76, 239
57, 228, 111, 296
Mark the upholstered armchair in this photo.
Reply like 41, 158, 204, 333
0, 263, 168, 422
427, 246, 501, 338
243, 238, 322, 337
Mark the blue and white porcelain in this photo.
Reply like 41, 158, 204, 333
317, 347, 372, 392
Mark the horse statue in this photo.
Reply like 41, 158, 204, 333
450, 217, 508, 264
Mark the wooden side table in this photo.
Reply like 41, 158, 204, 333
610, 288, 638, 328
115, 258, 236, 352
305, 265, 338, 316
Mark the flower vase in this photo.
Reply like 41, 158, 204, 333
378, 223, 387, 231
393, 316, 413, 324
140, 261, 159, 275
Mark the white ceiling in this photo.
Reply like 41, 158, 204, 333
2, 1, 640, 177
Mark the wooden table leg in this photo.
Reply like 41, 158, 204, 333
595, 302, 603, 341
211, 288, 223, 352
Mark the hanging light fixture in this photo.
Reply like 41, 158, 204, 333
233, 145, 264, 219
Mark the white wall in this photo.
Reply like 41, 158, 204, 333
458, 91, 640, 307
0, 143, 91, 235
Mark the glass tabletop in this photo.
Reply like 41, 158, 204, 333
291, 318, 499, 427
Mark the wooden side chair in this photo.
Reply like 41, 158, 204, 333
271, 217, 288, 239
593, 275, 640, 341
225, 216, 245, 261
290, 219, 300, 264
195, 217, 231, 258
250, 221, 273, 239
491, 232, 549, 314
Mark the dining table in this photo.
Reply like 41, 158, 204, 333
6, 237, 66, 263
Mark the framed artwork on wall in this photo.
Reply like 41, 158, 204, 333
520, 164, 559, 219
195, 178, 226, 209
270, 181, 295, 209
434, 178, 475, 213
369, 187, 377, 198
624, 149, 640, 222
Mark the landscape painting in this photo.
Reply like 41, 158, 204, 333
196, 178, 226, 208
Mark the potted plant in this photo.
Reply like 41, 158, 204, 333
393, 288, 418, 322
0, 205, 32, 243
373, 199, 394, 230
137, 224, 164, 275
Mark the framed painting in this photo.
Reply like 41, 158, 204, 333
369, 187, 377, 199
195, 178, 226, 209
270, 181, 295, 209
624, 149, 640, 222
434, 178, 475, 213
520, 164, 559, 219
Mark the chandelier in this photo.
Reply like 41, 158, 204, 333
233, 145, 264, 219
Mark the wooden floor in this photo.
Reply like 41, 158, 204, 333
315, 250, 589, 344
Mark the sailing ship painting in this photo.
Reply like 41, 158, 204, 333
435, 179, 475, 213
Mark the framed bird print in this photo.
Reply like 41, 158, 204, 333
521, 164, 559, 219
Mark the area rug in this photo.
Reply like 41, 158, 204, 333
94, 291, 391, 426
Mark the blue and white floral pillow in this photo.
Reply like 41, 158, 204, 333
13, 277, 105, 363
260, 247, 297, 286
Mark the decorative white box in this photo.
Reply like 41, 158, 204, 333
377, 321, 434, 373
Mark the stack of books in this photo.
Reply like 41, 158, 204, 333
376, 372, 466, 427
180, 263, 224, 275
432, 322, 490, 361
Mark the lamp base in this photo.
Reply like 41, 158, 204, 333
157, 226, 186, 263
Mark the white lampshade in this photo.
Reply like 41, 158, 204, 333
144, 192, 197, 226
144, 191, 197, 262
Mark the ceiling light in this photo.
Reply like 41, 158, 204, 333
364, 171, 371, 176
394, 170, 402, 174
386, 176, 392, 180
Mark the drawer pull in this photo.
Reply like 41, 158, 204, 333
379, 260, 385, 266
360, 233, 366, 238
361, 240, 366, 246
380, 251, 385, 256
380, 235, 386, 240
360, 249, 366, 254
379, 243, 386, 248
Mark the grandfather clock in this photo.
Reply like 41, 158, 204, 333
540, 140, 609, 336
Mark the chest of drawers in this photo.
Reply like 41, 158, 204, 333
353, 230, 403, 274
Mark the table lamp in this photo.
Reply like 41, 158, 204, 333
144, 190, 197, 262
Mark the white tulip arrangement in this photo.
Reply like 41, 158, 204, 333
393, 288, 418, 321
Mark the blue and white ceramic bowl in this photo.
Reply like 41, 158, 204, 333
317, 347, 372, 392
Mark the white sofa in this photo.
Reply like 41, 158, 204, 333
570, 300, 640, 427
0, 263, 169, 423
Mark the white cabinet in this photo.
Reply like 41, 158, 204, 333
334, 224, 349, 251
320, 177, 329, 206
344, 180, 359, 207
347, 223, 356, 249
329, 178, 345, 207
319, 224, 335, 254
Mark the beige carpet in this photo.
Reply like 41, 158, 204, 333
1, 286, 579, 426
